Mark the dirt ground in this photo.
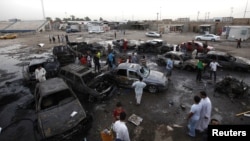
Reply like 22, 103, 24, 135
0, 30, 250, 141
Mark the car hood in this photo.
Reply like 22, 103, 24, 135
144, 70, 167, 85
207, 45, 214, 50
235, 56, 250, 65
38, 100, 86, 138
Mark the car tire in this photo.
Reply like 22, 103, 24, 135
211, 39, 215, 42
148, 85, 158, 93
197, 38, 201, 41
184, 65, 194, 71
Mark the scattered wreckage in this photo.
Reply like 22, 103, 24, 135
214, 75, 249, 98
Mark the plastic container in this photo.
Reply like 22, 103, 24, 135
100, 129, 113, 141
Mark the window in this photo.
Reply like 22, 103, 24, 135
218, 56, 228, 61
128, 71, 139, 79
66, 72, 75, 80
117, 69, 127, 76
41, 89, 73, 110
241, 30, 247, 35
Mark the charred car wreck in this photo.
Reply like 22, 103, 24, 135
34, 77, 92, 140
214, 75, 249, 99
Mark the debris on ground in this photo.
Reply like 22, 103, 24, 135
128, 114, 143, 126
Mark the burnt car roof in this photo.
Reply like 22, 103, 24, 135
36, 77, 69, 97
60, 63, 93, 76
165, 51, 185, 56
207, 51, 229, 56
117, 63, 141, 70
29, 58, 54, 66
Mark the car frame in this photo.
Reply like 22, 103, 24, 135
195, 34, 220, 42
52, 45, 76, 66
181, 41, 215, 53
22, 57, 60, 83
34, 77, 92, 140
137, 39, 166, 53
99, 63, 168, 93
58, 63, 115, 101
196, 50, 250, 72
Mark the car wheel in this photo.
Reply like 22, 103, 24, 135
211, 39, 215, 42
197, 38, 201, 41
148, 85, 158, 93
184, 65, 194, 71
157, 59, 166, 66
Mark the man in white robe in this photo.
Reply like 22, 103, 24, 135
132, 77, 146, 105
196, 91, 212, 132
35, 65, 46, 82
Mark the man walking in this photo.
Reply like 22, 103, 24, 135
196, 59, 204, 82
166, 57, 173, 81
186, 95, 202, 137
93, 52, 101, 73
209, 58, 222, 82
132, 77, 146, 105
196, 91, 212, 133
35, 65, 46, 82
236, 38, 242, 48
113, 111, 130, 141
131, 52, 138, 63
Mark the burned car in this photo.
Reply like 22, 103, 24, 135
214, 75, 249, 99
22, 57, 60, 84
112, 39, 140, 50
67, 41, 105, 55
58, 63, 115, 101
197, 51, 250, 72
98, 63, 168, 93
34, 77, 92, 140
156, 51, 190, 68
52, 45, 75, 66
137, 39, 175, 54
156, 51, 207, 71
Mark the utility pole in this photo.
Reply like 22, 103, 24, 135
157, 12, 159, 31
160, 7, 162, 20
41, 0, 46, 20
244, 0, 249, 18
230, 7, 234, 17
197, 11, 200, 21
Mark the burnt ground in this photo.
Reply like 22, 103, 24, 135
0, 30, 249, 141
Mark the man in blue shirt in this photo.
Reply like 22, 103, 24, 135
166, 57, 173, 81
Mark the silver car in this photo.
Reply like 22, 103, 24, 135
100, 63, 168, 93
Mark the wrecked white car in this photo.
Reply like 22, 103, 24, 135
34, 77, 92, 140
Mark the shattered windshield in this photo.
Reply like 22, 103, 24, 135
139, 67, 150, 77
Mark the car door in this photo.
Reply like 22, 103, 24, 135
217, 55, 232, 69
203, 35, 210, 40
115, 69, 130, 88
128, 70, 140, 87
172, 54, 183, 68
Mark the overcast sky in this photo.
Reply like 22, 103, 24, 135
0, 0, 249, 21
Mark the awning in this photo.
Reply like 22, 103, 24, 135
199, 24, 211, 27
169, 24, 184, 27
